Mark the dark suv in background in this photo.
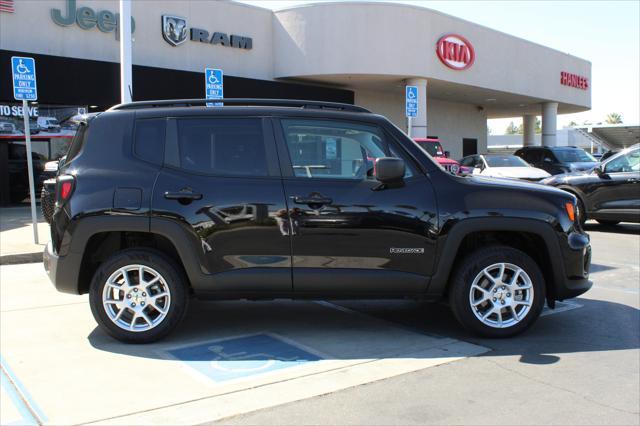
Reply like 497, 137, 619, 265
541, 144, 640, 225
515, 146, 598, 175
44, 99, 591, 343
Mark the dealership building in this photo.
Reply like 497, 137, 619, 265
0, 0, 591, 204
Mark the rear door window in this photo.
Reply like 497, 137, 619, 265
165, 118, 271, 177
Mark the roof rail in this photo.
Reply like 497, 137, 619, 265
108, 98, 371, 113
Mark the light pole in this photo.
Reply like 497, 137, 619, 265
119, 0, 132, 103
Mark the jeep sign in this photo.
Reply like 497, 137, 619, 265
51, 0, 135, 39
436, 34, 475, 70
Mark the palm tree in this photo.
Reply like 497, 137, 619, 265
605, 112, 623, 124
505, 121, 519, 134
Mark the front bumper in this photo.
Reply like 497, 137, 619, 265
555, 231, 592, 300
43, 241, 83, 294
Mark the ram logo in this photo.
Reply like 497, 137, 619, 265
162, 15, 188, 46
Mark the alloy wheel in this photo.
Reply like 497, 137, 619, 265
101, 264, 172, 332
468, 262, 534, 328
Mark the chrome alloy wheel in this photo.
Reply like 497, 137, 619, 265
468, 262, 534, 328
102, 265, 171, 332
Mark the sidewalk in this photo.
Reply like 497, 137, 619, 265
0, 206, 49, 264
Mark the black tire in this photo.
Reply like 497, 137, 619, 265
596, 220, 620, 226
41, 186, 54, 224
449, 246, 545, 338
89, 248, 189, 343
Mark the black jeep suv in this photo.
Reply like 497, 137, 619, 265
44, 99, 592, 343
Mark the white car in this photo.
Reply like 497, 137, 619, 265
460, 154, 551, 181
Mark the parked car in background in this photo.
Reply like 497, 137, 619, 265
515, 146, 598, 175
413, 137, 460, 174
460, 154, 551, 181
599, 150, 618, 162
37, 116, 61, 132
541, 144, 640, 225
0, 121, 20, 134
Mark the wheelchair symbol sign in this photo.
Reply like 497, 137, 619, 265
167, 334, 322, 383
11, 56, 37, 101
205, 68, 223, 107
405, 86, 418, 118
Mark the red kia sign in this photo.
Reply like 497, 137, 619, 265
560, 71, 589, 90
436, 34, 475, 70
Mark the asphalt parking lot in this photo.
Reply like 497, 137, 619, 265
1, 221, 638, 425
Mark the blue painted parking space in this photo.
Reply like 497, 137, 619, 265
166, 334, 322, 383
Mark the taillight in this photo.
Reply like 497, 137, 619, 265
56, 175, 75, 205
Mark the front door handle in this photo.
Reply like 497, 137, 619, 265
293, 195, 333, 206
164, 190, 203, 201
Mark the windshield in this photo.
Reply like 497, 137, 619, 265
554, 149, 596, 163
417, 141, 443, 157
484, 155, 530, 168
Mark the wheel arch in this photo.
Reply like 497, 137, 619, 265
69, 216, 208, 294
427, 218, 565, 307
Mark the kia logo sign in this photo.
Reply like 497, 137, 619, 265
436, 34, 475, 70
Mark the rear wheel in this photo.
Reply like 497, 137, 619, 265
89, 249, 188, 343
449, 246, 545, 337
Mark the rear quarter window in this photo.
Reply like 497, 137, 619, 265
134, 119, 166, 165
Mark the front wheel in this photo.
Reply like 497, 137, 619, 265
89, 249, 188, 343
449, 246, 545, 338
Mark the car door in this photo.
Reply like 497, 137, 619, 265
274, 117, 438, 295
589, 148, 640, 220
151, 116, 292, 293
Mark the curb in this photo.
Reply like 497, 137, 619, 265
0, 252, 42, 266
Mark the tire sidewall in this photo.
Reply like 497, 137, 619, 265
450, 246, 545, 338
89, 249, 188, 343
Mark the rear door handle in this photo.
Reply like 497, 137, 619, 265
164, 190, 203, 200
293, 195, 333, 206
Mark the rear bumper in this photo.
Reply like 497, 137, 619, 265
43, 241, 83, 294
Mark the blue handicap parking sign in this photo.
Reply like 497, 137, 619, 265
167, 334, 322, 383
205, 68, 223, 107
11, 56, 37, 101
405, 86, 418, 118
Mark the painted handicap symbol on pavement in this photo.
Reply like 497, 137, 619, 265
166, 334, 322, 383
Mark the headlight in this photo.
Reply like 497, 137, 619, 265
450, 164, 460, 174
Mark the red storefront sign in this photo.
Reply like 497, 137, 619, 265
560, 71, 589, 90
436, 34, 475, 70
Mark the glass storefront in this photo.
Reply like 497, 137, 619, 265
0, 103, 85, 205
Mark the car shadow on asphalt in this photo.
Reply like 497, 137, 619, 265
87, 297, 639, 366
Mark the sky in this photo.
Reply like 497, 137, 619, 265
238, 0, 640, 134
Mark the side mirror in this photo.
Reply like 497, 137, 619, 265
595, 166, 610, 179
375, 157, 405, 185
444, 151, 451, 158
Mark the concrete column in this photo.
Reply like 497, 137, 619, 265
406, 78, 428, 138
541, 102, 558, 147
522, 114, 537, 146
